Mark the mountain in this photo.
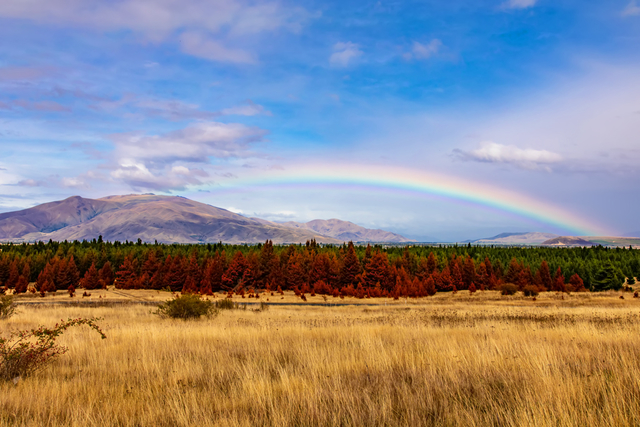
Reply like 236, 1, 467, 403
541, 236, 596, 247
264, 218, 413, 243
623, 231, 640, 238
0, 194, 411, 244
0, 195, 342, 244
467, 232, 559, 245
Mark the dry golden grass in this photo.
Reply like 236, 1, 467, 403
2, 292, 640, 426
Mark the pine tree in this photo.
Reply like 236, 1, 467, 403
116, 254, 138, 290
14, 275, 28, 293
100, 261, 115, 288
185, 251, 202, 287
537, 260, 553, 291
462, 256, 476, 289
7, 259, 20, 289
450, 260, 465, 290
222, 251, 247, 290
553, 267, 566, 293
142, 250, 163, 289
286, 252, 307, 290
425, 276, 437, 296
426, 252, 439, 276
164, 254, 187, 292
364, 250, 390, 289
36, 263, 55, 291
82, 262, 101, 290
437, 267, 454, 292
568, 273, 586, 292
309, 252, 330, 285
505, 258, 521, 285
182, 275, 199, 294
340, 242, 361, 287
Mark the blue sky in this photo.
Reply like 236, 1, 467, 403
0, 0, 639, 241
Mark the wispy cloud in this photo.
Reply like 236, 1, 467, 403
180, 32, 255, 64
330, 42, 363, 67
453, 142, 563, 170
622, 1, 640, 16
403, 39, 442, 61
0, 66, 55, 81
0, 0, 307, 63
3, 99, 71, 113
501, 0, 537, 10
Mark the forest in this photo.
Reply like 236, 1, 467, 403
0, 239, 638, 297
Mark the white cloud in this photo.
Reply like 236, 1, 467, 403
453, 142, 563, 170
502, 0, 537, 10
221, 100, 271, 116
180, 32, 255, 64
0, 0, 306, 63
330, 42, 363, 67
410, 39, 442, 60
226, 207, 244, 214
17, 179, 41, 187
90, 96, 269, 121
111, 162, 209, 191
62, 177, 90, 189
108, 121, 267, 190
9, 99, 71, 113
111, 121, 266, 165
622, 1, 640, 16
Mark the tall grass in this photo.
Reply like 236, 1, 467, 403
1, 295, 640, 426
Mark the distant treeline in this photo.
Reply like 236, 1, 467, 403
0, 239, 638, 296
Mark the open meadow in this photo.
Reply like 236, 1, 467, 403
2, 291, 640, 426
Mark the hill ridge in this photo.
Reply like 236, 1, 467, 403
0, 195, 411, 244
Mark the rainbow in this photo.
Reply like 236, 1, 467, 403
191, 163, 610, 236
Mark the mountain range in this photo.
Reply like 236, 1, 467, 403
0, 194, 412, 244
464, 232, 560, 245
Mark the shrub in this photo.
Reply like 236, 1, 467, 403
500, 283, 518, 296
523, 285, 539, 297
1, 317, 106, 382
154, 293, 217, 320
214, 298, 245, 310
0, 295, 17, 320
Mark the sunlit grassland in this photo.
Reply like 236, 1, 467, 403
2, 292, 640, 426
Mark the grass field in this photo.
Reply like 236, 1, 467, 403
2, 291, 640, 426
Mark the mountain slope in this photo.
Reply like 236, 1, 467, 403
271, 219, 413, 243
469, 232, 559, 245
541, 236, 596, 246
0, 196, 116, 238
0, 195, 342, 244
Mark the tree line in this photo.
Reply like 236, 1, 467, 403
0, 239, 637, 297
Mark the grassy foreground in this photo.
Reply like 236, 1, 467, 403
2, 292, 640, 426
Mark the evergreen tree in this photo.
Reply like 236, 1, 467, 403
592, 263, 624, 291
536, 260, 553, 291
340, 241, 361, 287
100, 261, 115, 288
82, 262, 101, 290
116, 254, 138, 290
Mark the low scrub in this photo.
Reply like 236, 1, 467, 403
154, 293, 217, 320
0, 295, 17, 320
214, 298, 245, 310
0, 317, 106, 382
523, 285, 540, 297
500, 283, 518, 296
